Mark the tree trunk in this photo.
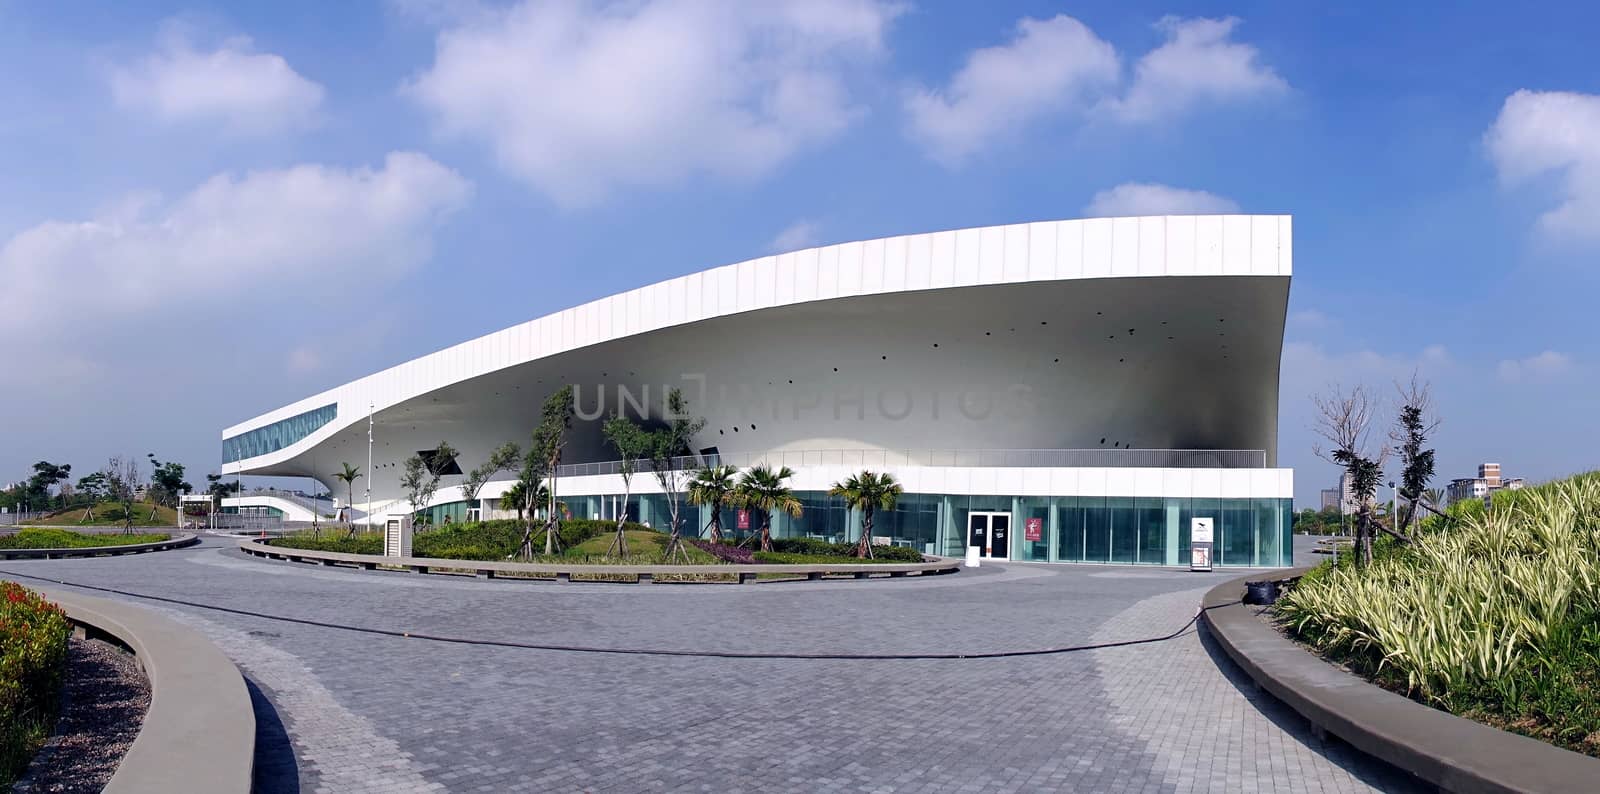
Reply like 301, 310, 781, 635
760, 513, 772, 552
707, 514, 722, 544
857, 509, 874, 559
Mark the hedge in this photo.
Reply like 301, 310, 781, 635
0, 528, 170, 549
0, 582, 70, 786
271, 518, 646, 560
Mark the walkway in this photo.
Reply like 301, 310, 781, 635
1, 536, 1417, 792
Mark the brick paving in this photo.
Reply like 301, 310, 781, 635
0, 535, 1419, 792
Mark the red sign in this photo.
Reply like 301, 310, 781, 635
1025, 517, 1043, 542
736, 509, 751, 530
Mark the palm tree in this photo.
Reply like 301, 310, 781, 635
332, 463, 362, 538
1422, 487, 1446, 513
500, 481, 527, 522
687, 465, 739, 543
830, 471, 903, 559
733, 465, 802, 552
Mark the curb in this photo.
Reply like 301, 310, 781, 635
1201, 568, 1600, 793
32, 587, 255, 794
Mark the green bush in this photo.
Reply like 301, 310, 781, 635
1, 582, 70, 786
0, 528, 170, 549
765, 537, 924, 561
273, 518, 653, 561
1276, 471, 1600, 756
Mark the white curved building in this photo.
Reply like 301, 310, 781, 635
223, 215, 1294, 566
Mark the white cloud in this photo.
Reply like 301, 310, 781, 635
109, 30, 325, 134
1083, 182, 1239, 217
405, 0, 901, 207
904, 15, 1118, 166
0, 152, 471, 337
906, 15, 1285, 165
286, 346, 323, 375
1109, 16, 1286, 123
1496, 351, 1574, 382
1485, 89, 1600, 241
1287, 309, 1333, 331
769, 220, 821, 253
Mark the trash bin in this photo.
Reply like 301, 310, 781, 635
1244, 580, 1280, 605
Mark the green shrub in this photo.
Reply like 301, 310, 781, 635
0, 528, 169, 549
273, 518, 654, 561
753, 551, 911, 565
1275, 471, 1600, 756
765, 537, 924, 561
0, 582, 70, 786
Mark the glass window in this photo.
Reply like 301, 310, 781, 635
1136, 497, 1166, 565
1107, 497, 1137, 564
1083, 496, 1110, 562
223, 404, 338, 463
1015, 496, 1050, 562
1219, 498, 1255, 566
1056, 496, 1086, 561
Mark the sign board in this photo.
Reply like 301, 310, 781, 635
736, 509, 751, 530
1190, 517, 1214, 572
1024, 517, 1042, 542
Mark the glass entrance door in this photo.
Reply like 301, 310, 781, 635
966, 511, 1012, 560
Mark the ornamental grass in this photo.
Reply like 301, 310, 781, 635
1275, 472, 1600, 753
0, 582, 71, 785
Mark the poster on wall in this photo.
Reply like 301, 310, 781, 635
737, 509, 751, 530
1190, 517, 1214, 571
1024, 517, 1042, 541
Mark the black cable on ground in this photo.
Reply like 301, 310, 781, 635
0, 567, 1234, 662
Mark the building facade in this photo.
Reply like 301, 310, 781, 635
223, 215, 1295, 567
1446, 462, 1525, 505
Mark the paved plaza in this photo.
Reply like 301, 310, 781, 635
1, 536, 1418, 793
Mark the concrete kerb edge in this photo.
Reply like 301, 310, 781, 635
35, 586, 255, 794
236, 538, 961, 583
1201, 567, 1600, 794
0, 533, 200, 560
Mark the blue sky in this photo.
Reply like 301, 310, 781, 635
2, 0, 1596, 503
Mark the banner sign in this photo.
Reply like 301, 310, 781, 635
1190, 517, 1214, 571
1024, 517, 1042, 542
737, 509, 751, 530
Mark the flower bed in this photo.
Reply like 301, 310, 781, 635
1, 582, 71, 786
1275, 472, 1600, 756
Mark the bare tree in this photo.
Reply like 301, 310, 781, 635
1313, 384, 1388, 566
104, 455, 142, 535
651, 388, 707, 563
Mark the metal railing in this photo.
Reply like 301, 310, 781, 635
555, 448, 1267, 478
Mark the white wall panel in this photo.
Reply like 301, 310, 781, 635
1250, 216, 1278, 275
1162, 470, 1192, 499
905, 233, 931, 290
1278, 216, 1293, 276
1076, 468, 1107, 497
930, 230, 956, 288
735, 260, 756, 312
837, 241, 864, 296
753, 256, 776, 309
978, 225, 1005, 284
1026, 221, 1056, 281
1003, 223, 1029, 282
1057, 220, 1084, 278
1050, 468, 1080, 495
774, 252, 795, 306
794, 248, 819, 303
1105, 468, 1136, 496
817, 245, 840, 299
1082, 218, 1112, 277
970, 467, 997, 495
1220, 468, 1251, 498
717, 264, 737, 315
861, 238, 885, 295
1133, 468, 1164, 497
1022, 467, 1051, 494
954, 227, 981, 286
1111, 217, 1140, 277
1222, 215, 1252, 276
883, 236, 908, 292
1196, 216, 1223, 272
1137, 217, 1166, 276
1191, 469, 1222, 498
1166, 215, 1196, 276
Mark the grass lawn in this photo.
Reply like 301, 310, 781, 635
21, 503, 177, 528
0, 528, 170, 549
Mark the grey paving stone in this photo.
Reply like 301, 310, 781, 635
0, 536, 1421, 792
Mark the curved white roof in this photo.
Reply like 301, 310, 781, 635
226, 215, 1291, 474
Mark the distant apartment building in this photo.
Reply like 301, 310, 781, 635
1446, 463, 1525, 505
1319, 488, 1341, 511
